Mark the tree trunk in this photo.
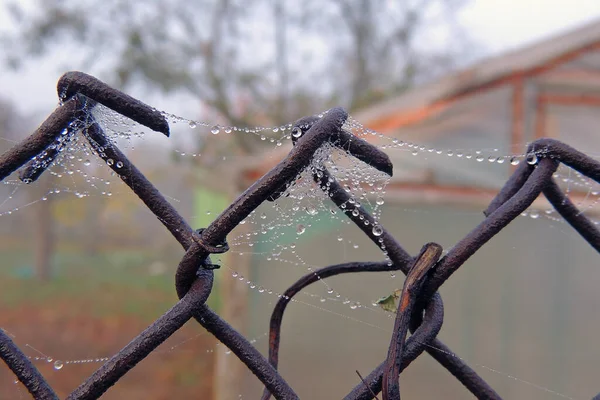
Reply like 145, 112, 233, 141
34, 176, 54, 281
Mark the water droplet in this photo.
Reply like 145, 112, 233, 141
526, 152, 538, 165
53, 360, 63, 370
292, 127, 302, 138
211, 126, 220, 135
83, 159, 91, 166
305, 206, 318, 216
224, 127, 232, 134
529, 210, 540, 219
510, 157, 520, 165
260, 213, 267, 219
116, 161, 124, 168
296, 224, 306, 234
376, 197, 384, 205
106, 159, 114, 166
488, 156, 497, 163
189, 121, 197, 129
372, 225, 383, 236
476, 156, 484, 162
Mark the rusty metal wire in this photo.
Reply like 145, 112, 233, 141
0, 71, 599, 400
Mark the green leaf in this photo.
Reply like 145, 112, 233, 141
375, 289, 402, 314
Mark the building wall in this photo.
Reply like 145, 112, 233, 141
241, 201, 599, 399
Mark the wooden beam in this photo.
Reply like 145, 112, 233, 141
511, 77, 525, 155
366, 40, 600, 133
534, 93, 547, 139
539, 92, 600, 107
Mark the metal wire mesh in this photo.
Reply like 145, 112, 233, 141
0, 72, 598, 400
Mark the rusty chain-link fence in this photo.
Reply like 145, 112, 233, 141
0, 72, 599, 400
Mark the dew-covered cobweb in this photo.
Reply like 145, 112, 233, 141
1, 101, 599, 399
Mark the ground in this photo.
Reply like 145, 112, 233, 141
0, 247, 217, 399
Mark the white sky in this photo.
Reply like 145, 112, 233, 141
1, 0, 600, 120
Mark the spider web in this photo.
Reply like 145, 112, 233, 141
0, 103, 599, 399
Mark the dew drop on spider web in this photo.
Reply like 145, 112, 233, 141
510, 156, 520, 165
292, 127, 302, 138
296, 224, 306, 234
53, 360, 63, 370
305, 206, 318, 216
211, 126, 220, 135
529, 210, 540, 219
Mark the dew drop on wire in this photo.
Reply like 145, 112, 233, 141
372, 225, 383, 236
526, 153, 538, 165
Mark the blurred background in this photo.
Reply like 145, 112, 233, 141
1, 0, 600, 399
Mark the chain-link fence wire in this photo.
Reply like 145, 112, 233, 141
0, 72, 599, 400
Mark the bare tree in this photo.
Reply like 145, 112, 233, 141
2, 0, 471, 123
0, 98, 54, 281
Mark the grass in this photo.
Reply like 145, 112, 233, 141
0, 247, 221, 320
0, 246, 218, 399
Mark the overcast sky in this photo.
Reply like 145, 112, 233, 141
1, 0, 600, 121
